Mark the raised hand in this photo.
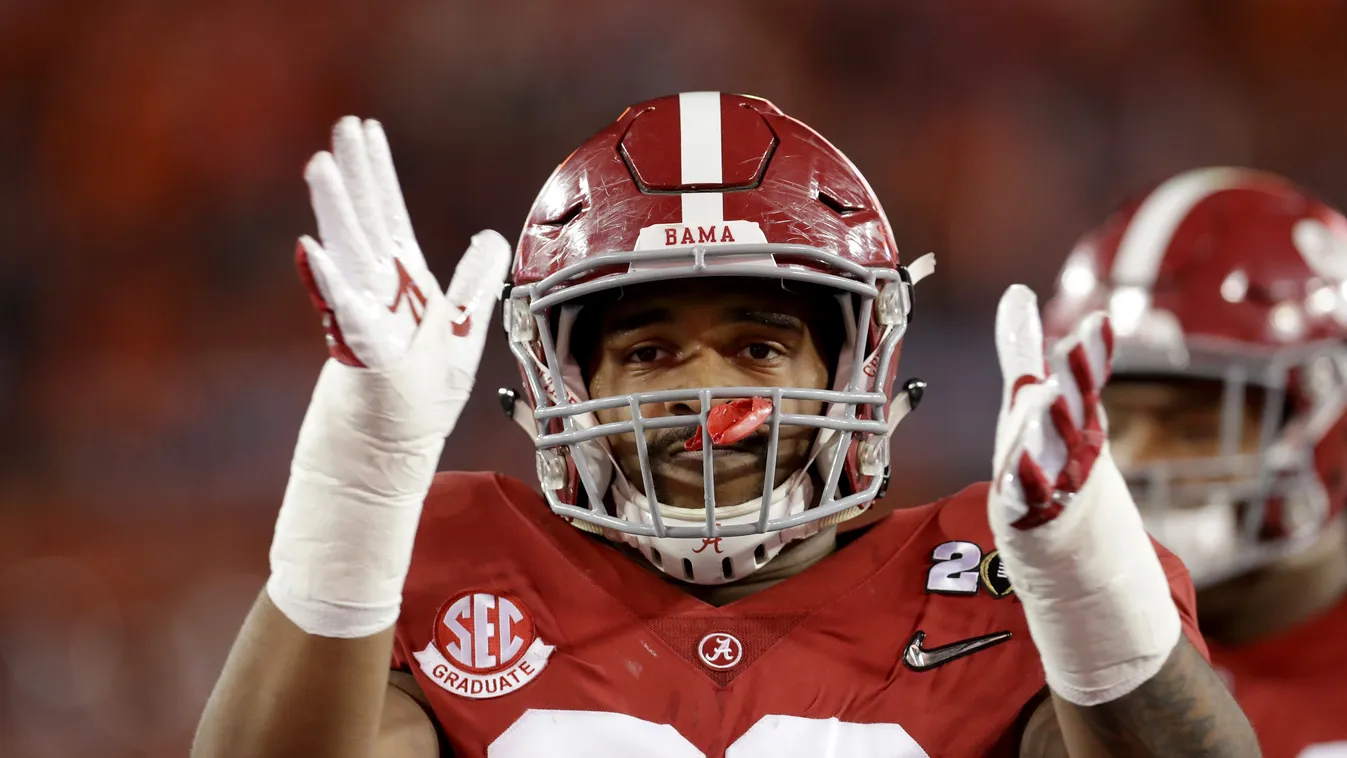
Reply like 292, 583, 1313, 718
990, 284, 1113, 532
269, 116, 511, 639
986, 284, 1180, 708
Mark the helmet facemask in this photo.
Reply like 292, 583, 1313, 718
503, 244, 933, 584
1108, 340, 1347, 588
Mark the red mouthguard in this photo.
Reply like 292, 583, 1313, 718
684, 397, 774, 452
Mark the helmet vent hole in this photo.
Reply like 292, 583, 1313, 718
682, 558, 695, 580
817, 190, 861, 217
541, 202, 582, 227
753, 543, 768, 567
650, 547, 664, 570
721, 557, 735, 580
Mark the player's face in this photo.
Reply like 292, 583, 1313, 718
584, 279, 835, 510
1106, 379, 1292, 598
1103, 379, 1263, 470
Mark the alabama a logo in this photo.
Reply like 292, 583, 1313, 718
697, 632, 744, 670
414, 591, 555, 700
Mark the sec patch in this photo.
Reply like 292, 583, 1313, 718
413, 591, 555, 700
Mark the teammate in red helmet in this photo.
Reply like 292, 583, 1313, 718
194, 95, 1255, 757
1044, 167, 1347, 758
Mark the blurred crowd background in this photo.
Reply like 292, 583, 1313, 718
5, 0, 1347, 755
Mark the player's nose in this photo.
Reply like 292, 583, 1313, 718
662, 352, 745, 417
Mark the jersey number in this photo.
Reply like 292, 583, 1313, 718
488, 710, 930, 757
925, 540, 982, 595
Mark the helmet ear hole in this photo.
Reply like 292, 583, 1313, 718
753, 543, 768, 567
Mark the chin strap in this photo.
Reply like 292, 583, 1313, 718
498, 387, 539, 439
907, 253, 937, 285
610, 469, 820, 585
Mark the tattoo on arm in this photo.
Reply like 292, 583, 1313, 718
1022, 636, 1260, 757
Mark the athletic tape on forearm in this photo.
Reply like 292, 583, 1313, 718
994, 456, 1182, 706
267, 357, 450, 638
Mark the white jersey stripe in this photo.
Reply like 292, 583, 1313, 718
678, 91, 724, 225
1112, 167, 1248, 285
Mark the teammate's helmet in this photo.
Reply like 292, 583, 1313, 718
1044, 167, 1347, 587
503, 92, 933, 583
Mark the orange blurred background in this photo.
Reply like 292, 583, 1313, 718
6, 1, 1347, 755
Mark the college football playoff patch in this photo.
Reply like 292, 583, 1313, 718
979, 550, 1014, 598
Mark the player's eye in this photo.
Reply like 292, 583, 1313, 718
625, 345, 664, 365
740, 343, 782, 361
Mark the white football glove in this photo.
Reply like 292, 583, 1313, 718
268, 116, 512, 638
988, 285, 1181, 706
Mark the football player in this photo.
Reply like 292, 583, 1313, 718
193, 94, 1256, 757
1044, 167, 1347, 758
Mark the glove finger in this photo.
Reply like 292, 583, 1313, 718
295, 235, 337, 311
995, 284, 1047, 410
1047, 311, 1113, 430
993, 384, 1071, 530
993, 379, 1056, 484
305, 151, 376, 286
363, 119, 423, 268
1048, 395, 1083, 457
296, 237, 368, 368
992, 437, 1050, 528
332, 116, 392, 262
1010, 448, 1065, 529
443, 230, 513, 377
1011, 449, 1056, 526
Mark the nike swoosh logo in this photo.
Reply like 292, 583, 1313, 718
903, 630, 1013, 672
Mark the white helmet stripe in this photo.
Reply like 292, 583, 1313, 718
1112, 167, 1248, 286
678, 91, 725, 225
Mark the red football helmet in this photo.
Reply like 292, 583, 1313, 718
501, 92, 933, 584
1044, 167, 1347, 587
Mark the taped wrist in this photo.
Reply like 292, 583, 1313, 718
995, 457, 1182, 706
266, 358, 447, 638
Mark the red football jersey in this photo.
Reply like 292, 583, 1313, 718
1209, 597, 1347, 758
392, 472, 1205, 758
